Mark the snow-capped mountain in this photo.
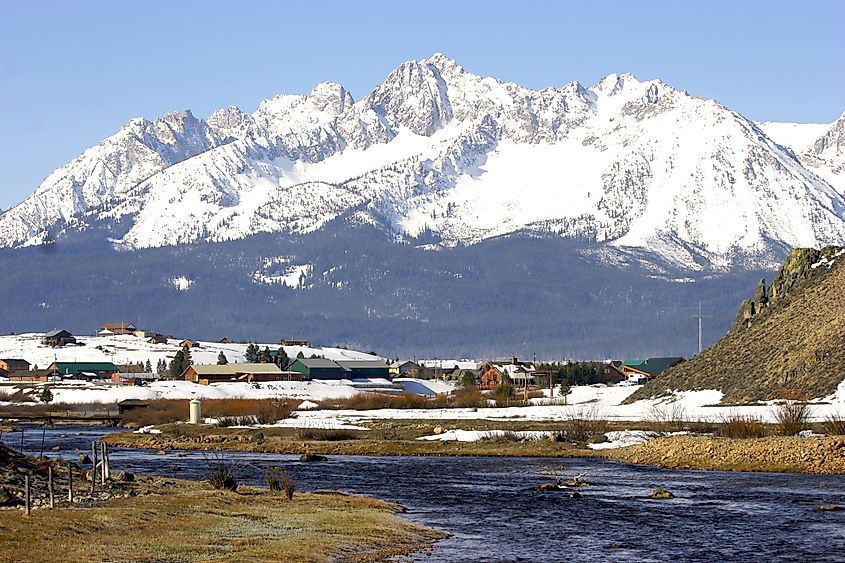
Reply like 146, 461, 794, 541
2, 53, 844, 271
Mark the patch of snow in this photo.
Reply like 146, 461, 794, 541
170, 276, 194, 291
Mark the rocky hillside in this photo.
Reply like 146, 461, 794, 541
629, 246, 845, 403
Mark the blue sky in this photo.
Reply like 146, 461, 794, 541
0, 0, 843, 209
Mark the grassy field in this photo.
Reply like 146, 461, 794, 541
0, 477, 446, 562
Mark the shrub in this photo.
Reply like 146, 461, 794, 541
715, 412, 767, 438
265, 465, 281, 491
495, 383, 514, 402
324, 392, 428, 410
450, 386, 487, 408
822, 413, 845, 435
772, 402, 811, 436
206, 454, 238, 491
279, 469, 295, 500
121, 398, 297, 427
480, 430, 528, 443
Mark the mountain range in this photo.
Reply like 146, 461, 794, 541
0, 54, 843, 357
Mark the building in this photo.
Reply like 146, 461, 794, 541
117, 399, 149, 414
288, 358, 348, 380
42, 329, 77, 347
7, 370, 52, 382
179, 339, 200, 349
281, 338, 310, 347
47, 361, 117, 380
98, 322, 137, 336
147, 334, 168, 344
479, 357, 537, 387
389, 360, 421, 377
620, 357, 685, 382
182, 363, 285, 384
336, 360, 390, 379
112, 372, 157, 386
0, 359, 31, 375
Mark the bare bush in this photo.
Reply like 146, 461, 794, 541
279, 469, 295, 500
822, 413, 845, 435
772, 402, 811, 436
645, 402, 688, 433
715, 412, 767, 439
556, 406, 608, 442
480, 430, 526, 443
205, 453, 239, 491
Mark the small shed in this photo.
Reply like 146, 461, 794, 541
117, 399, 149, 414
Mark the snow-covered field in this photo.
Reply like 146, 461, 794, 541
0, 332, 380, 369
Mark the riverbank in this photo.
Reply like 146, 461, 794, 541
600, 434, 845, 474
0, 469, 445, 561
100, 420, 845, 474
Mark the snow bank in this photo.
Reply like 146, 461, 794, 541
417, 429, 551, 442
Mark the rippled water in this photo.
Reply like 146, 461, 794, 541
4, 426, 845, 562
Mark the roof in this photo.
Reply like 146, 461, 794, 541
190, 365, 237, 376
117, 399, 148, 406
51, 362, 117, 374
292, 358, 345, 370
390, 360, 419, 368
101, 322, 136, 329
231, 363, 282, 374
622, 357, 684, 376
336, 360, 389, 370
44, 329, 72, 338
0, 359, 30, 365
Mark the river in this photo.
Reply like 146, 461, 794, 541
4, 425, 845, 562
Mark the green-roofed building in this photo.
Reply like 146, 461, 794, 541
48, 361, 118, 380
620, 357, 684, 381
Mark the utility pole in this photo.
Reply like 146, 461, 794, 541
693, 301, 711, 355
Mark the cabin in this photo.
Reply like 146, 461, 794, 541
117, 399, 149, 414
281, 339, 310, 347
47, 361, 117, 380
219, 337, 234, 344
183, 364, 237, 384
389, 360, 421, 377
0, 359, 30, 375
7, 370, 52, 382
42, 329, 77, 347
336, 360, 390, 379
179, 339, 200, 349
98, 322, 137, 336
620, 357, 685, 382
147, 334, 168, 344
288, 358, 348, 380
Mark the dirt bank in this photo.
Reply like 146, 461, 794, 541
600, 434, 845, 474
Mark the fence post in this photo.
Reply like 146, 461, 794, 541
24, 475, 30, 516
91, 441, 97, 495
48, 466, 54, 508
67, 462, 73, 503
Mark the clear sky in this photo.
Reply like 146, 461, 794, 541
0, 0, 843, 210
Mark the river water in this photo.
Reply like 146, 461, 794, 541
4, 425, 845, 562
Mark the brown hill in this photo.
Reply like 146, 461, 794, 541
628, 246, 845, 404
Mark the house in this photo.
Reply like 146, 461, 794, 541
620, 357, 685, 382
389, 360, 421, 377
179, 339, 200, 349
288, 358, 348, 380
231, 363, 283, 382
47, 361, 117, 380
479, 357, 537, 387
281, 339, 309, 347
42, 329, 77, 347
98, 322, 137, 336
219, 337, 234, 344
0, 359, 30, 375
336, 360, 390, 379
147, 334, 168, 344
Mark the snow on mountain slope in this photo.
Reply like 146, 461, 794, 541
2, 53, 845, 270
756, 121, 830, 153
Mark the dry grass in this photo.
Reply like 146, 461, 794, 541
823, 413, 845, 436
645, 402, 688, 433
295, 427, 364, 441
0, 479, 445, 562
324, 393, 430, 410
556, 406, 608, 442
714, 412, 768, 439
121, 398, 297, 427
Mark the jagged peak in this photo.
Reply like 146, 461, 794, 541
307, 82, 355, 113
591, 72, 640, 94
423, 52, 463, 71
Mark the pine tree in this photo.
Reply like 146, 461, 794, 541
259, 346, 272, 363
275, 347, 289, 370
39, 387, 53, 404
217, 351, 228, 365
145, 359, 152, 373
245, 343, 260, 363
156, 359, 167, 376
169, 350, 185, 379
